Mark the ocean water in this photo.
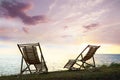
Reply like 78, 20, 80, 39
0, 54, 120, 76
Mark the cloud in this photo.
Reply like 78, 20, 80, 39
0, 0, 49, 25
0, 36, 11, 41
83, 23, 100, 33
0, 27, 9, 33
0, 0, 119, 46
0, 26, 19, 41
48, 0, 58, 14
0, 27, 18, 33
22, 27, 29, 33
97, 24, 120, 45
0, 26, 35, 41
83, 23, 99, 32
63, 26, 69, 30
84, 23, 120, 45
0, 18, 28, 33
61, 35, 72, 38
79, 0, 104, 8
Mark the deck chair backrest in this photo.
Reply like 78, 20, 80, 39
82, 45, 100, 61
64, 44, 100, 70
18, 43, 48, 74
22, 46, 40, 64
18, 43, 41, 64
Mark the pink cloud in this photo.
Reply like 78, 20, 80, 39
0, 26, 19, 40
22, 27, 29, 33
0, 27, 19, 33
96, 26, 120, 45
0, 27, 13, 33
0, 27, 8, 33
0, 0, 49, 25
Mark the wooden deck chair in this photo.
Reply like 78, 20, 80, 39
64, 45, 100, 70
17, 43, 48, 75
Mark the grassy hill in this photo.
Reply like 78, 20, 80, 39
0, 63, 120, 80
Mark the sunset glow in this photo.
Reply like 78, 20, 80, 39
0, 0, 120, 54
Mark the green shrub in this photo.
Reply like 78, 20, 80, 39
109, 63, 120, 68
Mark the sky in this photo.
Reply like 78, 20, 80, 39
0, 0, 120, 55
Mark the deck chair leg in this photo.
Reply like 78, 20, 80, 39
20, 57, 23, 75
26, 63, 32, 74
20, 57, 31, 75
80, 62, 85, 69
75, 62, 81, 67
93, 57, 96, 67
34, 64, 38, 73
21, 60, 32, 74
